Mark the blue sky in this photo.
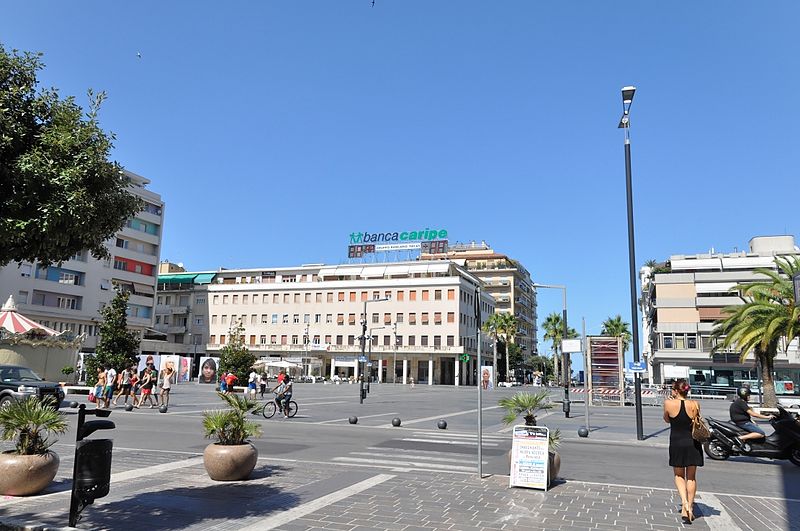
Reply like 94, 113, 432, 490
3, 2, 799, 366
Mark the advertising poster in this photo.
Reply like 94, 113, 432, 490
138, 354, 161, 376
480, 365, 494, 390
198, 357, 220, 384
160, 354, 180, 382
178, 356, 191, 383
509, 425, 550, 490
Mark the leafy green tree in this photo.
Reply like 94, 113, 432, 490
601, 314, 632, 354
482, 313, 504, 386
541, 312, 578, 385
526, 354, 554, 379
498, 313, 518, 382
219, 321, 257, 386
0, 45, 142, 267
712, 257, 800, 407
85, 289, 141, 386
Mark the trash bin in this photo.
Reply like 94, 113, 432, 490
75, 439, 113, 503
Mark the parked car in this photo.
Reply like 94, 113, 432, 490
0, 365, 65, 410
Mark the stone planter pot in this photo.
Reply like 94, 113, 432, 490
203, 442, 258, 481
548, 451, 561, 486
0, 451, 60, 496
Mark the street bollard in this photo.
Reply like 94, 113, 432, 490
69, 404, 115, 527
562, 398, 571, 417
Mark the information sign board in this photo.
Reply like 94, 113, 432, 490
509, 425, 549, 490
628, 361, 647, 373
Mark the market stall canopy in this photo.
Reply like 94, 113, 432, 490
253, 360, 302, 369
0, 296, 58, 336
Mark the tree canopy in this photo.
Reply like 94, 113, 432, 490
601, 314, 632, 354
0, 44, 141, 266
84, 288, 141, 386
219, 321, 257, 385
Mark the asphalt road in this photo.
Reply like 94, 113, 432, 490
47, 382, 800, 503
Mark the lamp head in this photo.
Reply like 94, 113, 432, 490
621, 86, 636, 104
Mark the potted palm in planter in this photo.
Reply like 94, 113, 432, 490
0, 396, 67, 495
499, 390, 561, 486
202, 392, 262, 481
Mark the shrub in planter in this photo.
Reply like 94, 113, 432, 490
202, 392, 262, 481
499, 391, 561, 485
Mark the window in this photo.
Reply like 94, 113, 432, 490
196, 297, 206, 305
396, 313, 404, 323
326, 314, 333, 324
283, 314, 289, 324
336, 335, 343, 345
434, 336, 441, 347
447, 335, 455, 347
447, 289, 455, 300
249, 335, 256, 346
272, 314, 278, 324
421, 336, 429, 346
59, 272, 78, 285
232, 295, 239, 305
17, 290, 28, 304
294, 293, 300, 303
213, 295, 219, 304
291, 314, 298, 324
222, 315, 228, 324
212, 315, 218, 324
303, 314, 310, 324
263, 294, 269, 304
408, 336, 416, 346
434, 312, 442, 325
20, 264, 32, 277
373, 291, 380, 300
361, 291, 368, 302
114, 259, 127, 271
230, 314, 237, 323
273, 294, 279, 303
283, 294, 290, 303
663, 334, 673, 349
223, 295, 229, 304
385, 291, 391, 299
250, 314, 257, 324
292, 335, 299, 345
409, 313, 417, 325
315, 314, 321, 324
281, 335, 288, 345
260, 314, 268, 324
397, 291, 404, 301
260, 335, 267, 344
687, 335, 697, 349
349, 292, 356, 302
675, 335, 686, 350
349, 313, 356, 325
325, 334, 332, 344
195, 316, 205, 325
434, 290, 442, 301
447, 312, 455, 323
422, 290, 430, 301
372, 313, 379, 324
384, 335, 391, 346
422, 312, 429, 325
271, 335, 277, 344
337, 314, 344, 325
338, 292, 345, 302
57, 297, 77, 310
409, 291, 417, 301
243, 294, 249, 304
210, 335, 216, 344
327, 292, 334, 303
348, 335, 355, 346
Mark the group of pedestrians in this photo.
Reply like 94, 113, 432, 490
93, 361, 175, 410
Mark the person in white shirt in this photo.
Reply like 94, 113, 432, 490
248, 370, 258, 399
103, 366, 117, 409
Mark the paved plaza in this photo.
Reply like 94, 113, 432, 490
0, 383, 797, 530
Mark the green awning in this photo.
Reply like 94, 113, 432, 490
157, 274, 196, 284
193, 273, 216, 284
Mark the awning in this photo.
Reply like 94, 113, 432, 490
157, 274, 196, 284
361, 266, 386, 278
134, 283, 155, 295
193, 273, 216, 284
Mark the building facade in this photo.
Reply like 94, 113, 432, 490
641, 235, 800, 393
201, 261, 494, 385
421, 241, 538, 353
0, 170, 164, 354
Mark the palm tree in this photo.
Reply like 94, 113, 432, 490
601, 315, 632, 354
541, 312, 579, 385
712, 257, 800, 407
497, 313, 518, 383
482, 313, 504, 386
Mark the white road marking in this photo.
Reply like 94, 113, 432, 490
400, 437, 498, 447
412, 431, 506, 441
332, 456, 476, 472
402, 405, 503, 425
239, 473, 395, 530
349, 451, 488, 465
699, 493, 743, 531
315, 412, 399, 424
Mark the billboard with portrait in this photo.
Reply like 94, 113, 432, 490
480, 365, 494, 390
198, 357, 220, 384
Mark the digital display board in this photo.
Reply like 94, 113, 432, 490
420, 240, 449, 254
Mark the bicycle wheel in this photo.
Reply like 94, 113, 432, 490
262, 401, 277, 419
287, 401, 298, 418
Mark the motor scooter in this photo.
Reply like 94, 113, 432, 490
704, 406, 800, 466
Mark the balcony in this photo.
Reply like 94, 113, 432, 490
166, 326, 186, 335
170, 306, 190, 315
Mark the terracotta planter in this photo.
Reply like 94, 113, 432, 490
0, 451, 60, 496
203, 442, 258, 481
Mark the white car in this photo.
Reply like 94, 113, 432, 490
778, 397, 800, 409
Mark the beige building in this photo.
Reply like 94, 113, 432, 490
201, 261, 494, 385
0, 171, 164, 355
421, 242, 537, 353
641, 235, 800, 392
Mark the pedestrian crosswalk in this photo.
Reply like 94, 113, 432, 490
331, 430, 509, 474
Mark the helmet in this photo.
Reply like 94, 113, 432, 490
736, 387, 751, 399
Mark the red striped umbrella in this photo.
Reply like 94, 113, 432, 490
0, 296, 58, 336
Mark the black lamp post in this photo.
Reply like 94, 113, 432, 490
619, 85, 645, 441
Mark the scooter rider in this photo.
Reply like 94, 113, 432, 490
730, 387, 774, 448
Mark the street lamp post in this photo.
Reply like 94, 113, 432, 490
392, 323, 398, 384
304, 324, 310, 378
368, 325, 387, 386
359, 297, 390, 403
619, 85, 645, 441
532, 283, 570, 418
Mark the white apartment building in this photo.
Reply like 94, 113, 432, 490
0, 171, 164, 354
203, 261, 495, 385
641, 235, 800, 393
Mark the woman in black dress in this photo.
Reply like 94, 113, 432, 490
663, 378, 703, 523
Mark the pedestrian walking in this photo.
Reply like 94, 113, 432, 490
103, 365, 116, 409
247, 369, 258, 399
112, 366, 134, 406
663, 378, 703, 523
135, 367, 157, 408
219, 371, 228, 393
259, 371, 268, 398
224, 371, 238, 394
160, 366, 174, 407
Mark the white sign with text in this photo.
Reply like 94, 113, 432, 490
509, 425, 550, 491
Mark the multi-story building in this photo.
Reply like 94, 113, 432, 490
641, 235, 800, 391
0, 170, 164, 355
201, 260, 494, 385
139, 262, 213, 369
421, 241, 537, 353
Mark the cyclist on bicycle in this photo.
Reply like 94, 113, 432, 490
271, 375, 294, 418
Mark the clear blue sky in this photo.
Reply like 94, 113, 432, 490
4, 2, 799, 367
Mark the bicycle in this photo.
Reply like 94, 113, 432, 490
262, 394, 298, 419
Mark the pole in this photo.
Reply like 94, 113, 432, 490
475, 287, 483, 479
624, 120, 645, 440
562, 289, 570, 418
393, 323, 398, 384
360, 301, 366, 404
582, 317, 590, 434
